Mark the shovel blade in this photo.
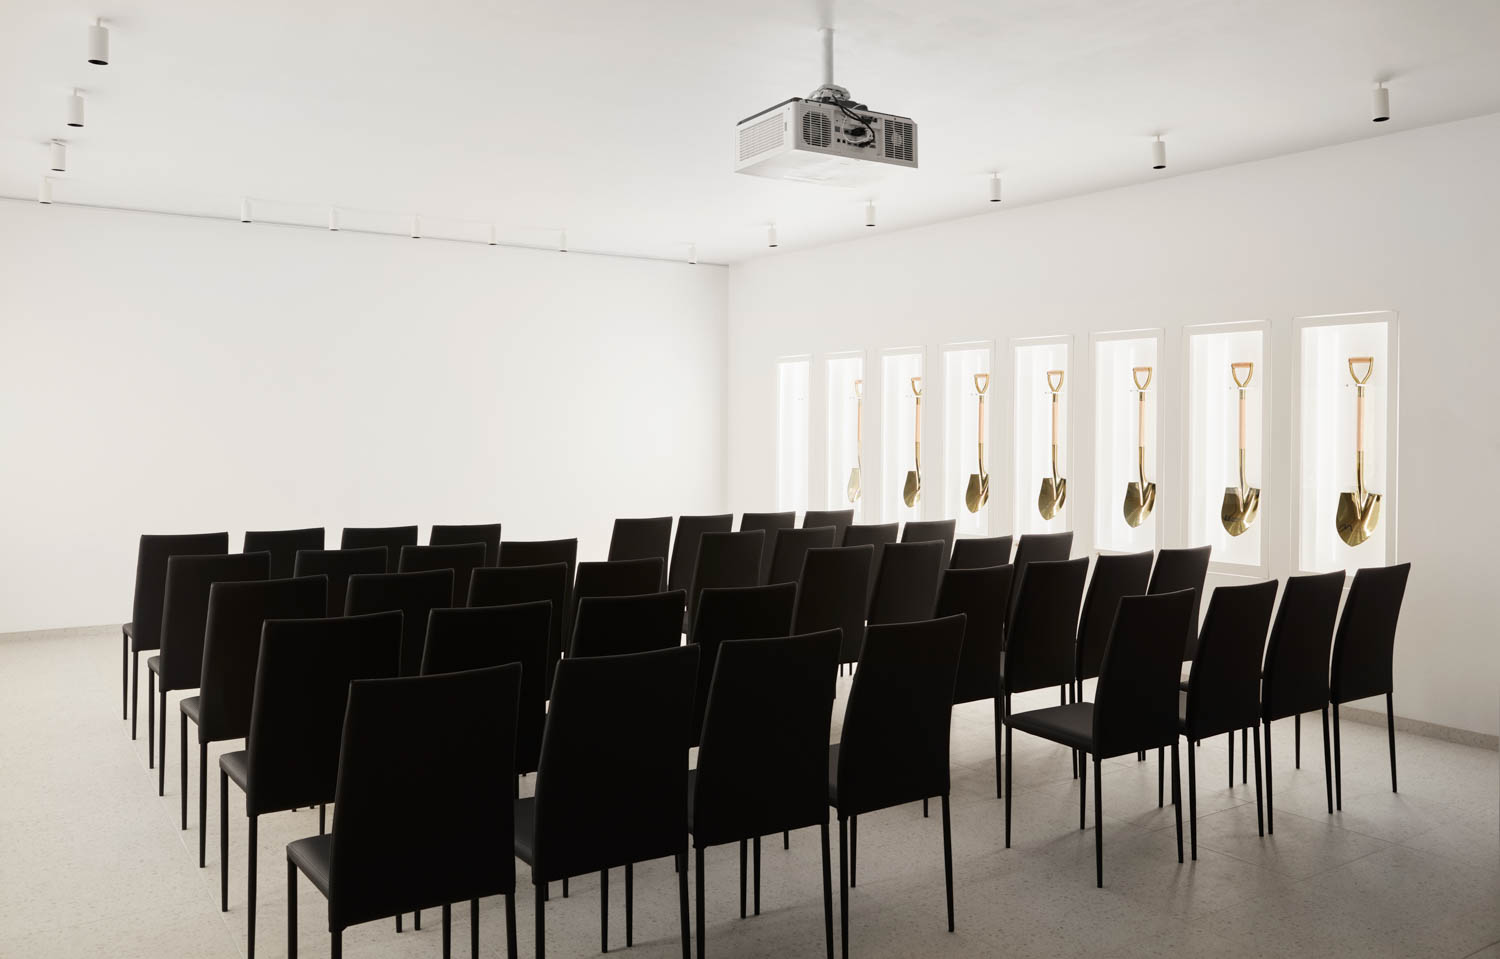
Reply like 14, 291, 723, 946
965, 473, 983, 513
1336, 491, 1381, 546
847, 468, 862, 503
903, 470, 921, 507
1038, 477, 1067, 520
1123, 481, 1156, 528
1220, 486, 1261, 536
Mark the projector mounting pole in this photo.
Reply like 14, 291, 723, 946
809, 27, 851, 104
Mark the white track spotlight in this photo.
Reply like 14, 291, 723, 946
88, 19, 109, 65
410, 216, 421, 239
767, 224, 778, 248
1372, 83, 1390, 122
558, 230, 568, 253
67, 89, 85, 128
865, 200, 876, 228
688, 243, 698, 265
49, 140, 66, 172
1151, 136, 1166, 170
488, 224, 497, 246
239, 198, 251, 223
39, 177, 53, 205
989, 172, 1002, 203
328, 208, 339, 231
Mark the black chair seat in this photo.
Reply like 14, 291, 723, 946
124, 622, 134, 639
147, 654, 160, 674
513, 796, 537, 865
1004, 703, 1094, 752
826, 744, 840, 802
180, 695, 201, 723
286, 834, 333, 896
219, 749, 249, 791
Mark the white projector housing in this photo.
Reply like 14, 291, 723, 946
736, 97, 918, 187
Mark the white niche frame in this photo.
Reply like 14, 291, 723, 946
879, 346, 928, 524
823, 350, 867, 521
1180, 321, 1270, 577
774, 354, 812, 515
1292, 311, 1400, 577
940, 340, 995, 537
1091, 328, 1166, 554
1010, 334, 1074, 539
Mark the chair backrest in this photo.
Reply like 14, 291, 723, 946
835, 615, 966, 816
901, 519, 957, 569
1183, 580, 1279, 739
867, 540, 944, 625
571, 558, 666, 642
293, 546, 389, 617
1330, 563, 1412, 705
934, 565, 1014, 705
607, 517, 673, 584
244, 610, 402, 815
468, 563, 569, 692
1007, 531, 1073, 620
571, 590, 687, 659
327, 664, 520, 931
667, 513, 735, 592
422, 601, 549, 775
499, 537, 577, 579
242, 528, 324, 579
802, 509, 854, 544
792, 545, 874, 665
688, 530, 764, 620
430, 523, 502, 566
1261, 571, 1346, 721
198, 575, 326, 743
1075, 550, 1153, 683
344, 569, 454, 677
841, 523, 900, 606
340, 526, 418, 572
693, 631, 841, 846
129, 532, 229, 652
1092, 590, 1196, 758
531, 645, 699, 881
398, 543, 485, 606
1147, 545, 1212, 660
159, 551, 272, 693
687, 583, 798, 743
1003, 556, 1088, 695
741, 512, 796, 582
949, 535, 1013, 570
766, 526, 836, 586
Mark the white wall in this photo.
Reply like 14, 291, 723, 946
0, 201, 727, 633
728, 114, 1500, 737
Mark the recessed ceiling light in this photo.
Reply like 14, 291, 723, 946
88, 19, 109, 65
67, 89, 85, 128
1151, 136, 1166, 170
1372, 83, 1390, 122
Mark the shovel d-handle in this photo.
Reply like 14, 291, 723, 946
1047, 369, 1064, 393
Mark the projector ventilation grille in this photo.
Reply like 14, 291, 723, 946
883, 119, 914, 161
739, 114, 784, 161
801, 110, 832, 148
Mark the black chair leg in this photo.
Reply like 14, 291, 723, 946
1264, 721, 1274, 835
677, 847, 691, 959
849, 816, 857, 888
122, 628, 128, 720
1332, 704, 1343, 811
1295, 713, 1301, 769
416, 910, 422, 928
838, 817, 849, 959
1253, 721, 1265, 836
1387, 692, 1398, 793
131, 650, 140, 740
1093, 757, 1103, 888
219, 769, 229, 910
1079, 752, 1087, 829
627, 862, 635, 945
1321, 705, 1333, 815
180, 711, 188, 829
147, 670, 155, 767
159, 685, 167, 796
287, 857, 297, 959
1228, 729, 1234, 790
505, 892, 518, 959
601, 868, 609, 953
1172, 742, 1183, 864
1242, 727, 1248, 784
940, 794, 954, 933
695, 847, 706, 959
738, 840, 747, 918
319, 804, 326, 836
752, 837, 760, 916
442, 902, 452, 959
248, 814, 258, 959
1187, 737, 1197, 860
331, 930, 341, 959
993, 696, 1004, 798
1157, 746, 1165, 808
820, 823, 834, 959
784, 830, 790, 849
198, 741, 207, 867
1003, 722, 1013, 848
535, 883, 546, 959
397, 914, 402, 933
471, 898, 480, 959
923, 798, 928, 818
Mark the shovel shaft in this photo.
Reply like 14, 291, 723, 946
1238, 388, 1247, 451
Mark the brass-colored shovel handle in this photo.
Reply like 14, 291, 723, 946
1046, 369, 1064, 393
974, 373, 989, 395
1348, 356, 1374, 385
1231, 362, 1254, 389
1132, 366, 1153, 391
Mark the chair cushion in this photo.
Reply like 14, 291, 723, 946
287, 834, 333, 897
179, 695, 201, 724
219, 749, 250, 791
826, 744, 839, 807
513, 796, 536, 866
147, 655, 160, 675
123, 622, 134, 638
1177, 689, 1188, 731
686, 769, 697, 832
1005, 703, 1095, 752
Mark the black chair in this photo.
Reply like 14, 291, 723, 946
423, 601, 551, 778
1148, 546, 1212, 661
793, 546, 874, 667
934, 565, 1014, 799
344, 569, 454, 678
1179, 580, 1278, 856
287, 664, 522, 959
469, 563, 570, 693
687, 584, 797, 748
901, 519, 957, 570
830, 615, 965, 958
184, 575, 326, 867
1260, 571, 1345, 833
499, 537, 577, 577
1074, 551, 1153, 698
1006, 531, 1073, 621
802, 509, 854, 544
687, 531, 765, 628
766, 526, 837, 586
340, 526, 418, 572
948, 536, 1012, 570
398, 543, 485, 606
740, 512, 796, 582
430, 522, 502, 566
841, 523, 899, 608
515, 645, 699, 959
1330, 563, 1412, 809
668, 513, 735, 594
149, 552, 271, 801
1005, 591, 1192, 887
867, 541, 944, 625
692, 631, 840, 959
571, 557, 666, 645
219, 610, 401, 959
123, 532, 227, 740
243, 528, 324, 579
571, 590, 686, 658
293, 547, 388, 617
608, 517, 673, 586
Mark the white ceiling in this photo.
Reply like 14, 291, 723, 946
3, 0, 1499, 263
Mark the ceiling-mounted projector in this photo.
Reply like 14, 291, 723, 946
735, 28, 917, 187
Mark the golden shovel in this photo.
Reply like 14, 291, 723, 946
847, 379, 863, 503
1122, 366, 1156, 528
1221, 362, 1260, 536
1336, 356, 1382, 546
1037, 370, 1067, 519
902, 377, 923, 508
965, 374, 990, 512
